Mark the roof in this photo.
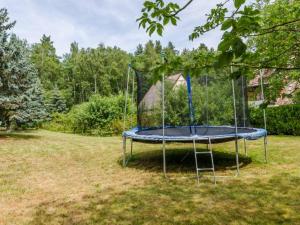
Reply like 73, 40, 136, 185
139, 73, 186, 110
166, 73, 182, 85
276, 81, 300, 105
248, 69, 299, 105
248, 69, 274, 88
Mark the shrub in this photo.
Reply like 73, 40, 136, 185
42, 112, 73, 132
250, 104, 300, 135
43, 94, 135, 136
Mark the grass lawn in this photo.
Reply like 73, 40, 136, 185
0, 130, 299, 224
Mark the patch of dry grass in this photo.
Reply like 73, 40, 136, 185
0, 130, 299, 224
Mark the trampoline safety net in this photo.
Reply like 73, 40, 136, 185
134, 70, 252, 132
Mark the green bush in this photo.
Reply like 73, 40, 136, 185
43, 112, 73, 132
43, 94, 135, 136
250, 104, 300, 135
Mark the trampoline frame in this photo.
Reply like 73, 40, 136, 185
122, 126, 267, 176
122, 60, 268, 182
123, 126, 267, 142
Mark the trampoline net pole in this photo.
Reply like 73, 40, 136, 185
161, 52, 166, 176
130, 70, 135, 128
231, 66, 240, 175
205, 74, 209, 125
187, 74, 195, 134
231, 80, 239, 130
123, 65, 131, 132
241, 75, 246, 128
260, 69, 268, 162
260, 69, 267, 131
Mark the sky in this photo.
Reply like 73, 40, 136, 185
1, 0, 227, 56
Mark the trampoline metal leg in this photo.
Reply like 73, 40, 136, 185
122, 136, 127, 167
193, 139, 200, 185
235, 138, 240, 175
130, 138, 133, 157
162, 140, 167, 177
244, 138, 247, 156
208, 138, 216, 185
264, 135, 268, 163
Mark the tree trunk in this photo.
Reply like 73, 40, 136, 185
94, 74, 97, 94
73, 82, 76, 102
6, 119, 17, 132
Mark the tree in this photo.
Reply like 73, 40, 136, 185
137, 0, 300, 71
46, 86, 67, 113
0, 9, 48, 130
19, 77, 49, 127
61, 43, 130, 104
137, 0, 300, 103
31, 35, 61, 89
135, 44, 144, 56
154, 40, 162, 53
135, 40, 161, 72
61, 41, 81, 105
166, 41, 177, 54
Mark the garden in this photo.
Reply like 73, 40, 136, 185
0, 131, 299, 224
0, 0, 300, 224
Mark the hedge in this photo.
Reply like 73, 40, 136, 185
250, 104, 300, 135
45, 95, 299, 136
43, 94, 135, 136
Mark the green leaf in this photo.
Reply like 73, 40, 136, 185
163, 17, 169, 25
232, 37, 247, 58
170, 17, 177, 25
218, 39, 231, 52
221, 19, 234, 30
234, 0, 246, 8
149, 26, 156, 36
218, 32, 233, 51
216, 51, 234, 67
157, 25, 163, 36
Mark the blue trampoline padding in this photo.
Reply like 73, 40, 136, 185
123, 126, 267, 143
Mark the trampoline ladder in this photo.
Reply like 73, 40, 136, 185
193, 137, 216, 185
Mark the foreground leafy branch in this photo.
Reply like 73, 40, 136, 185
138, 0, 300, 73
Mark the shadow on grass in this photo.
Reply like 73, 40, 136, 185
0, 131, 41, 140
120, 148, 252, 173
28, 173, 300, 225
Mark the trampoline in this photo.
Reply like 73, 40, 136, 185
122, 58, 268, 183
124, 126, 267, 143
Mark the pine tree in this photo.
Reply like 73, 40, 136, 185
0, 8, 48, 130
154, 40, 162, 54
17, 77, 49, 127
134, 44, 144, 56
46, 86, 67, 113
167, 41, 175, 51
164, 41, 178, 56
